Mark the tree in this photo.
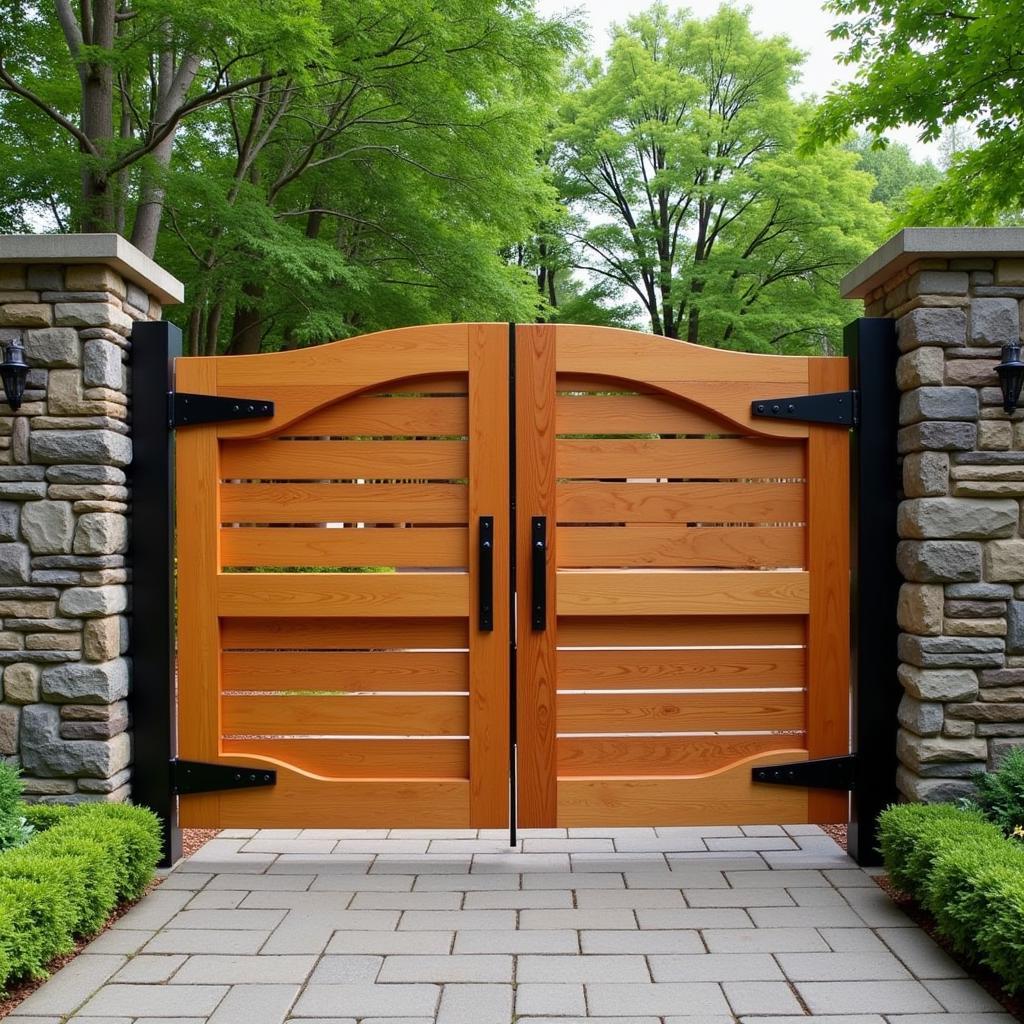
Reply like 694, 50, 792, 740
553, 4, 884, 352
809, 0, 1024, 222
846, 135, 943, 211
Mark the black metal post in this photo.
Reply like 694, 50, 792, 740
128, 320, 182, 867
846, 317, 901, 866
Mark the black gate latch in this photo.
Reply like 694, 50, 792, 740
170, 759, 276, 795
169, 392, 275, 428
751, 390, 858, 427
752, 755, 856, 791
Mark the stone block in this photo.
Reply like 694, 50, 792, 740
83, 616, 122, 661
897, 584, 943, 635
82, 339, 123, 391
948, 702, 1024, 723
54, 302, 132, 334
24, 327, 80, 368
970, 297, 1019, 345
40, 658, 128, 704
980, 668, 1024, 687
898, 633, 1004, 669
898, 421, 977, 453
896, 348, 944, 389
0, 704, 19, 754
46, 465, 125, 485
0, 542, 31, 584
897, 729, 987, 769
25, 266, 62, 290
73, 512, 128, 555
944, 359, 998, 387
78, 766, 131, 793
910, 270, 969, 295
60, 706, 128, 739
979, 420, 1012, 450
896, 307, 967, 351
944, 718, 976, 737
945, 617, 1006, 637
1008, 600, 1024, 655
898, 695, 943, 737
58, 584, 127, 617
984, 540, 1024, 582
0, 482, 47, 500
20, 500, 74, 554
19, 702, 131, 778
64, 265, 126, 297
899, 387, 978, 425
897, 497, 1017, 540
896, 766, 976, 803
897, 540, 982, 583
902, 452, 948, 497
0, 304, 52, 328
0, 502, 19, 542
989, 738, 1024, 768
945, 599, 1006, 618
947, 581, 1013, 598
29, 429, 131, 466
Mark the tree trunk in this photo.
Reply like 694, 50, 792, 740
227, 283, 265, 355
78, 1, 117, 230
204, 300, 223, 356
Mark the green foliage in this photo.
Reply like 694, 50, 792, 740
810, 1, 1024, 222
845, 135, 943, 214
0, 765, 31, 852
0, 802, 162, 992
971, 748, 1024, 835
20, 804, 72, 833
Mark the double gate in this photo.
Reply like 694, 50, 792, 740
171, 323, 853, 831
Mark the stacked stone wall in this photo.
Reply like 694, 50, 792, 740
864, 258, 1024, 800
0, 261, 161, 803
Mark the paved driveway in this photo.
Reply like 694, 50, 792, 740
7, 825, 1015, 1023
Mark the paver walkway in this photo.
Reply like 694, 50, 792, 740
8, 825, 1016, 1024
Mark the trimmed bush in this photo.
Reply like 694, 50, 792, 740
0, 802, 162, 992
972, 747, 1024, 835
21, 804, 72, 834
0, 765, 31, 852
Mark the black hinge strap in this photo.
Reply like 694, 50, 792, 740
752, 755, 856, 791
751, 390, 858, 427
170, 759, 276, 795
169, 392, 275, 428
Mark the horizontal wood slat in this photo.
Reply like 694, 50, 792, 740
558, 735, 805, 776
220, 526, 468, 569
558, 616, 805, 647
557, 439, 805, 479
558, 525, 805, 569
221, 440, 468, 480
285, 397, 467, 438
557, 690, 805, 733
223, 693, 468, 736
217, 573, 468, 618
222, 651, 468, 692
222, 738, 468, 778
221, 617, 469, 650
558, 647, 804, 689
558, 482, 804, 524
557, 394, 730, 437
557, 571, 810, 616
221, 483, 466, 524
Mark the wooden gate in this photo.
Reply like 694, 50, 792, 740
173, 322, 850, 829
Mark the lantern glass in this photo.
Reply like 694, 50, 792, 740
997, 342, 1024, 415
0, 340, 29, 412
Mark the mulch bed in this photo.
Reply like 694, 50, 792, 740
0, 827, 219, 1019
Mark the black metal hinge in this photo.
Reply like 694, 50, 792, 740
169, 392, 275, 428
751, 390, 858, 427
170, 759, 276, 796
752, 755, 856, 791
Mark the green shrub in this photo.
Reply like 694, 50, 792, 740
20, 804, 72, 833
0, 765, 31, 851
975, 868, 1024, 991
67, 804, 161, 900
877, 802, 975, 897
0, 876, 73, 983
27, 831, 118, 934
972, 747, 1024, 835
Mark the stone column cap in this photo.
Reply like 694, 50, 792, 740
842, 227, 1024, 299
0, 233, 184, 305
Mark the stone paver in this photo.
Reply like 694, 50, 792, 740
14, 826, 1008, 1023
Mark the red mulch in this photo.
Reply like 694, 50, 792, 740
821, 822, 847, 850
0, 828, 220, 1019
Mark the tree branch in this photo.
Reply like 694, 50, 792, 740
0, 60, 99, 155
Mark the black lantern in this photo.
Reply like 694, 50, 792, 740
0, 339, 29, 411
997, 341, 1024, 415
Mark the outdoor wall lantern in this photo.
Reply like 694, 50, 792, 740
0, 339, 29, 411
997, 341, 1024, 415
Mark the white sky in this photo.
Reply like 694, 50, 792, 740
535, 0, 938, 161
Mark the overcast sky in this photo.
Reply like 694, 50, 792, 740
534, 0, 936, 159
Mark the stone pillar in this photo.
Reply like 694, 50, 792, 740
0, 235, 183, 803
843, 229, 1024, 803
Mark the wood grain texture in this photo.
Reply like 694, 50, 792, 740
558, 615, 805, 647
557, 393, 733, 437
285, 395, 467, 438
557, 690, 805, 733
556, 570, 810, 616
221, 616, 468, 650
220, 526, 467, 569
558, 525, 805, 569
516, 323, 559, 828
558, 482, 805, 524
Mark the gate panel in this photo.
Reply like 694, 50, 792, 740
515, 325, 850, 827
175, 324, 510, 828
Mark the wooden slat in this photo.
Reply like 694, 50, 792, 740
557, 570, 810, 616
217, 572, 468, 618
558, 647, 805, 689
806, 356, 852, 823
557, 439, 805, 479
221, 617, 469, 650
222, 651, 468, 692
222, 738, 468, 778
221, 440, 467, 480
222, 694, 468, 736
220, 483, 466, 524
558, 736, 804, 776
556, 752, 812, 827
180, 777, 470, 828
558, 526, 805, 569
220, 526, 468, 569
369, 374, 467, 396
557, 690, 805, 733
516, 323, 559, 828
467, 323, 511, 827
557, 394, 731, 436
558, 482, 804, 524
286, 396, 467, 438
558, 616, 805, 647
